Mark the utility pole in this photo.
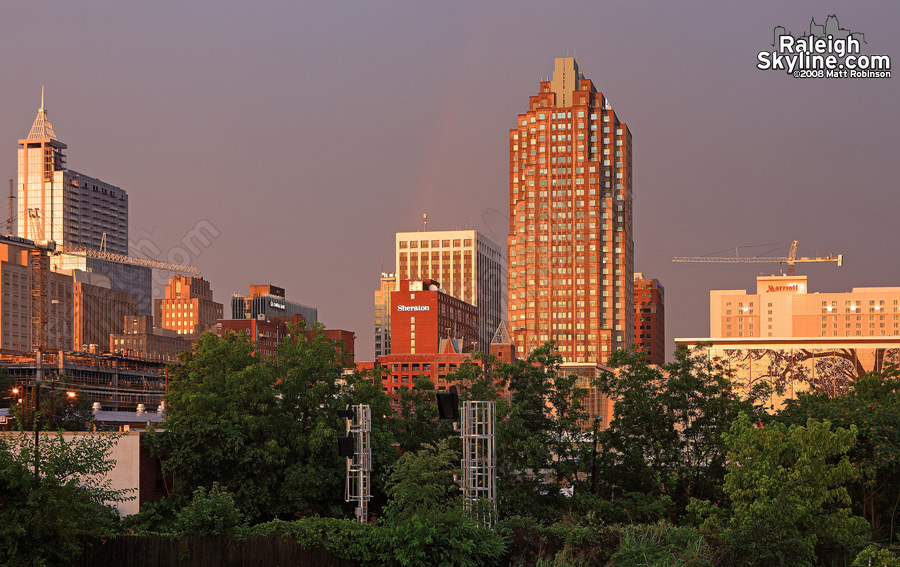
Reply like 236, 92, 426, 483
7, 179, 14, 236
33, 378, 41, 478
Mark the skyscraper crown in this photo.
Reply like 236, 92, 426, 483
27, 86, 57, 141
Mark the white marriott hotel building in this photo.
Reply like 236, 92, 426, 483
677, 275, 900, 408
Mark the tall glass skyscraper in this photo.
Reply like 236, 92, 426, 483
17, 90, 153, 315
17, 89, 128, 254
508, 58, 634, 363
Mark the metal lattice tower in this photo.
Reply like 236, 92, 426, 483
29, 248, 48, 352
462, 400, 496, 526
344, 404, 371, 523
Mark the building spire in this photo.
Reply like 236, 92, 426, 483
27, 86, 57, 141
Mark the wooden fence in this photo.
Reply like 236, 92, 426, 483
79, 535, 360, 567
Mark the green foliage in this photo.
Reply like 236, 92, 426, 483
0, 431, 127, 566
377, 508, 506, 567
385, 438, 460, 519
150, 326, 397, 523
778, 370, 900, 542
120, 495, 180, 534
852, 545, 900, 566
497, 343, 587, 519
595, 345, 767, 516
174, 483, 246, 536
720, 414, 869, 567
394, 375, 454, 453
249, 514, 505, 567
610, 523, 715, 567
249, 517, 377, 563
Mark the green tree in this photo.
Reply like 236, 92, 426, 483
495, 342, 586, 520
595, 345, 767, 515
378, 438, 506, 567
393, 375, 454, 453
152, 325, 397, 522
719, 414, 869, 567
149, 331, 280, 520
777, 370, 900, 543
0, 431, 129, 566
175, 483, 246, 536
385, 437, 460, 519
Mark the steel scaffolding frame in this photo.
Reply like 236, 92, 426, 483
344, 404, 371, 523
461, 400, 496, 526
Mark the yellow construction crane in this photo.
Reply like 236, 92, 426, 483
673, 240, 843, 276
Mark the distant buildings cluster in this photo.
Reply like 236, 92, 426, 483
3, 94, 351, 413
6, 56, 899, 426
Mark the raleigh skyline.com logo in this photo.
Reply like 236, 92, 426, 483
757, 15, 891, 78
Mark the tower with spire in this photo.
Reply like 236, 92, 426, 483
17, 89, 153, 315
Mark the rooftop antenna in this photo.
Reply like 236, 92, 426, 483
423, 213, 427, 232
40, 85, 45, 111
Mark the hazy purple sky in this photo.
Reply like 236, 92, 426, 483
2, 1, 898, 361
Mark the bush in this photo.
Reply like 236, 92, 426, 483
121, 496, 181, 534
376, 508, 505, 567
174, 483, 246, 536
250, 513, 505, 567
609, 523, 715, 567
249, 517, 377, 563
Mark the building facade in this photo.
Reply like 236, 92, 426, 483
396, 230, 503, 353
677, 275, 900, 409
2, 350, 167, 411
217, 316, 355, 364
390, 279, 478, 355
508, 57, 634, 364
0, 236, 72, 352
231, 284, 317, 327
710, 275, 900, 340
109, 315, 193, 360
374, 272, 396, 359
375, 344, 474, 408
17, 92, 128, 254
73, 272, 139, 351
154, 275, 223, 337
17, 91, 153, 315
634, 273, 665, 365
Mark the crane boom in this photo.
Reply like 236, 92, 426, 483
673, 240, 842, 275
58, 245, 201, 276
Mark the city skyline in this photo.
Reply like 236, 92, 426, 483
1, 2, 898, 361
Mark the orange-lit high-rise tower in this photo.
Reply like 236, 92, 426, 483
508, 57, 634, 363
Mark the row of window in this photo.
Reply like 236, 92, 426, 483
398, 239, 473, 249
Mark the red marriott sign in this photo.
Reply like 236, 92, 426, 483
767, 284, 798, 292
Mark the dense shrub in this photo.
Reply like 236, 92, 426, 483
174, 483, 246, 536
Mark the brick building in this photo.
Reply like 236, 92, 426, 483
396, 230, 503, 352
231, 284, 316, 328
217, 315, 355, 364
154, 275, 223, 337
633, 273, 665, 365
508, 57, 634, 364
390, 279, 478, 355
